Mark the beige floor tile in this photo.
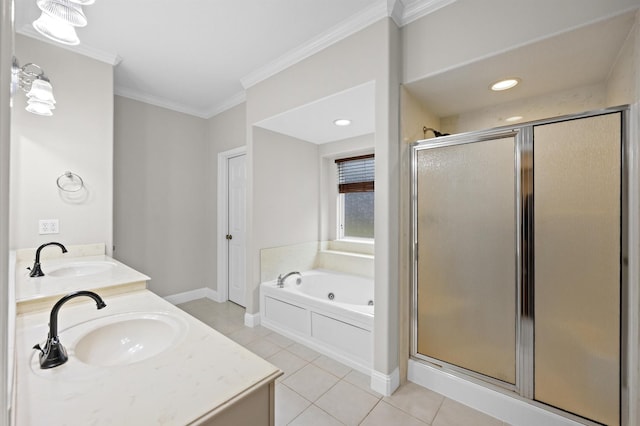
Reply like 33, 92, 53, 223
265, 332, 296, 348
204, 316, 245, 335
343, 370, 382, 398
245, 337, 284, 359
252, 325, 277, 336
177, 300, 215, 319
360, 401, 428, 426
289, 404, 344, 426
275, 383, 311, 426
210, 300, 245, 316
227, 326, 263, 346
267, 349, 308, 381
383, 381, 444, 424
432, 398, 503, 426
287, 342, 321, 362
315, 380, 380, 426
282, 364, 340, 402
312, 355, 352, 378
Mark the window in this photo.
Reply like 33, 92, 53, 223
336, 154, 374, 239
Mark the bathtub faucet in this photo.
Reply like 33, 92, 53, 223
277, 271, 301, 288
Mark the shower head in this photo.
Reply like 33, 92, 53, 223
423, 126, 450, 138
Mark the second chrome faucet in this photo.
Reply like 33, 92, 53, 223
276, 271, 302, 288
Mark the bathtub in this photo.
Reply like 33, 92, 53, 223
259, 269, 374, 374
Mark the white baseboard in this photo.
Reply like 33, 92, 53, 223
408, 360, 582, 426
244, 312, 261, 328
370, 367, 400, 396
164, 287, 219, 305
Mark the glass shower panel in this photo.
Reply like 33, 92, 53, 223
534, 113, 620, 425
416, 136, 516, 384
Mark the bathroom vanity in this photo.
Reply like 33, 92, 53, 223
12, 245, 281, 425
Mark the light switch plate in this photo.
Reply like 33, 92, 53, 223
39, 219, 59, 235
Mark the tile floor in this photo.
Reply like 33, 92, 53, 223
177, 298, 507, 426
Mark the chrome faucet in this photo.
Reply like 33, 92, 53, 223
33, 290, 106, 369
277, 271, 302, 288
29, 242, 68, 277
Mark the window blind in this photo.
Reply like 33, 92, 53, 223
335, 154, 374, 193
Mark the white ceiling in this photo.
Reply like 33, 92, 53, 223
255, 81, 375, 144
14, 0, 454, 119
404, 11, 638, 117
13, 1, 639, 143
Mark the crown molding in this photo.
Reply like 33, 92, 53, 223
388, 0, 405, 27
17, 25, 122, 66
116, 85, 247, 120
399, 0, 457, 26
204, 91, 246, 119
240, 0, 389, 89
240, 0, 458, 89
114, 86, 210, 119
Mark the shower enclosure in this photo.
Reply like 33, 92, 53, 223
411, 107, 628, 426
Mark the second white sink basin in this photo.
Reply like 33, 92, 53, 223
48, 261, 117, 278
71, 312, 188, 367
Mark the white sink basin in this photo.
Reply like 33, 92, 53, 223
47, 261, 117, 278
71, 312, 188, 367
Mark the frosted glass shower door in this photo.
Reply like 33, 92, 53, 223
534, 113, 621, 425
415, 135, 517, 384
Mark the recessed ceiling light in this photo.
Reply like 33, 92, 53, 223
490, 78, 520, 91
505, 115, 523, 122
333, 119, 351, 126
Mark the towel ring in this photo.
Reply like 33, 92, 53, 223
56, 171, 84, 192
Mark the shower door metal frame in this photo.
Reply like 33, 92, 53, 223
410, 105, 630, 426
409, 127, 522, 393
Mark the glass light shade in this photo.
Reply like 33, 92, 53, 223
33, 12, 80, 45
28, 96, 55, 109
26, 99, 54, 116
26, 79, 56, 104
37, 0, 87, 27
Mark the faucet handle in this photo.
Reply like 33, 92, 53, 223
33, 343, 44, 355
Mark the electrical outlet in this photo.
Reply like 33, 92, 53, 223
39, 219, 59, 235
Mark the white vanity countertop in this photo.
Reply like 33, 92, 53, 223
15, 289, 281, 425
15, 255, 150, 303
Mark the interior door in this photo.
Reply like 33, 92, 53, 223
227, 154, 246, 306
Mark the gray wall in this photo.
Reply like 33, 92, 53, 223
245, 18, 402, 387
205, 103, 246, 295
10, 35, 114, 252
113, 96, 208, 297
252, 126, 320, 267
0, 0, 11, 423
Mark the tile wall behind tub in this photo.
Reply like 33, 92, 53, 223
260, 241, 374, 282
260, 241, 320, 283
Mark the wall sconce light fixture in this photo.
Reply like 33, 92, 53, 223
32, 0, 97, 46
11, 57, 56, 117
